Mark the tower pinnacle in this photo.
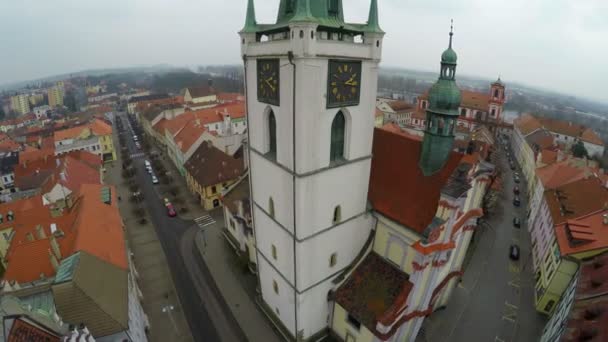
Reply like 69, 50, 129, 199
241, 0, 257, 33
365, 0, 383, 33
449, 19, 454, 48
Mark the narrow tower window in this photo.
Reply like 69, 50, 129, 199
330, 111, 346, 162
269, 197, 275, 218
330, 253, 337, 267
268, 111, 277, 159
333, 206, 342, 224
494, 89, 499, 98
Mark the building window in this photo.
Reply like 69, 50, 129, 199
272, 244, 277, 260
544, 300, 555, 313
211, 186, 217, 194
330, 111, 346, 162
230, 219, 235, 230
346, 313, 361, 330
330, 253, 337, 267
333, 206, 341, 224
268, 197, 275, 218
268, 111, 277, 159
273, 280, 279, 294
460, 108, 466, 116
494, 89, 499, 98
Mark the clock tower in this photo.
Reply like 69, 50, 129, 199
240, 0, 384, 339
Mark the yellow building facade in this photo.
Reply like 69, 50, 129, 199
48, 85, 64, 108
10, 95, 30, 115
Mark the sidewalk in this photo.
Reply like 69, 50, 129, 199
148, 133, 282, 342
108, 121, 194, 342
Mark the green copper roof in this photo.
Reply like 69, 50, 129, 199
428, 79, 462, 115
241, 0, 258, 33
248, 0, 379, 34
363, 0, 383, 33
441, 48, 457, 64
54, 252, 81, 284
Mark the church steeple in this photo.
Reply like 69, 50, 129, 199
419, 22, 462, 176
291, 0, 314, 22
364, 0, 383, 33
241, 0, 258, 33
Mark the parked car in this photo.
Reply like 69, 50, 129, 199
514, 176, 520, 184
513, 196, 521, 207
513, 217, 521, 228
133, 135, 138, 141
135, 142, 142, 150
166, 204, 177, 217
164, 198, 170, 206
144, 160, 151, 167
513, 186, 520, 195
510, 163, 516, 170
509, 244, 520, 260
151, 175, 159, 184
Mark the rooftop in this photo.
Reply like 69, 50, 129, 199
460, 90, 490, 112
535, 159, 595, 190
335, 252, 412, 339
555, 209, 608, 256
368, 128, 463, 234
545, 176, 608, 226
184, 142, 245, 188
514, 113, 543, 136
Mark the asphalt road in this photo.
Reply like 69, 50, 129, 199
424, 140, 545, 342
117, 113, 244, 342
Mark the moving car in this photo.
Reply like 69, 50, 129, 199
151, 175, 159, 184
509, 244, 520, 261
166, 203, 177, 217
513, 196, 521, 207
513, 217, 521, 228
133, 135, 138, 141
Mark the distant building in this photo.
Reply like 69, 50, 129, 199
10, 94, 31, 115
221, 175, 256, 272
127, 94, 171, 114
48, 85, 64, 108
34, 105, 52, 120
183, 86, 217, 107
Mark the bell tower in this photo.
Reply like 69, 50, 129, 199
489, 77, 506, 120
239, 0, 384, 339
419, 22, 462, 176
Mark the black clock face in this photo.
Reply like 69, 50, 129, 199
257, 59, 280, 105
327, 60, 362, 108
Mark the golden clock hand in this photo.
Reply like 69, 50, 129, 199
265, 79, 276, 91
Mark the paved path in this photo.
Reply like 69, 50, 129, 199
420, 142, 546, 342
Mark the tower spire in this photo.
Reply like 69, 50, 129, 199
291, 0, 314, 22
241, 0, 257, 33
365, 0, 383, 33
449, 19, 454, 48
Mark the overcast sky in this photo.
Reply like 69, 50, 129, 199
1, 0, 607, 103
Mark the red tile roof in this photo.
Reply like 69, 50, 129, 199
388, 101, 414, 113
184, 142, 245, 187
514, 113, 543, 135
380, 123, 422, 141
368, 128, 463, 233
53, 125, 89, 142
539, 148, 558, 165
460, 90, 489, 112
536, 160, 592, 190
581, 128, 604, 146
88, 118, 112, 136
539, 117, 585, 138
335, 252, 412, 339
545, 176, 608, 226
18, 148, 55, 165
217, 93, 245, 103
555, 209, 608, 256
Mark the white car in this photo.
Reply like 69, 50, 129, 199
133, 135, 138, 141
151, 175, 159, 184
144, 160, 151, 167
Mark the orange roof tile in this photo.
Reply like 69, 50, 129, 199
545, 176, 608, 226
514, 113, 543, 135
460, 90, 489, 112
581, 128, 604, 146
53, 125, 89, 142
388, 101, 415, 113
368, 128, 463, 234
540, 149, 558, 165
536, 160, 594, 190
539, 117, 585, 138
18, 148, 55, 165
555, 209, 608, 256
70, 184, 126, 270
88, 118, 112, 136
380, 123, 422, 141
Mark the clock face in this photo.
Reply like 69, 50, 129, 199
327, 60, 362, 108
257, 59, 280, 105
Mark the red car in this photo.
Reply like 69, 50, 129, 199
167, 204, 177, 217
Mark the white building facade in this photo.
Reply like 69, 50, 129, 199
240, 1, 383, 339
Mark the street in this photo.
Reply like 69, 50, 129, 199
117, 113, 246, 342
422, 140, 546, 341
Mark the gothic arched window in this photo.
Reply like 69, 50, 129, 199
494, 89, 499, 98
268, 111, 277, 159
330, 111, 346, 162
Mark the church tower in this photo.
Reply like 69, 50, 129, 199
419, 23, 462, 176
489, 77, 506, 121
240, 0, 383, 339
